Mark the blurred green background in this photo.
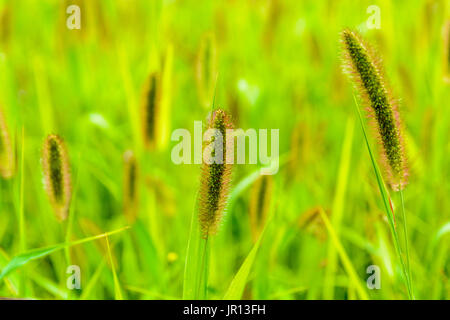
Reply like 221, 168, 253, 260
0, 0, 449, 300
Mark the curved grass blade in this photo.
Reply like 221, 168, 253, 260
105, 235, 123, 300
0, 226, 130, 281
223, 224, 267, 300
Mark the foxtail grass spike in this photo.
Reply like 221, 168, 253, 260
141, 71, 161, 150
443, 20, 450, 83
341, 29, 408, 191
123, 150, 139, 222
249, 175, 273, 242
42, 134, 72, 221
0, 107, 14, 179
196, 32, 217, 109
198, 109, 233, 238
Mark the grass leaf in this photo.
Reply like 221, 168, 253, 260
0, 226, 129, 281
223, 227, 266, 300
319, 209, 369, 300
182, 193, 201, 299
105, 236, 123, 300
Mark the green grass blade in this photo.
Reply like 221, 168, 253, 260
79, 258, 107, 300
324, 117, 354, 299
105, 236, 123, 300
18, 127, 26, 295
354, 96, 412, 299
319, 209, 369, 300
195, 237, 210, 300
0, 226, 130, 281
223, 227, 266, 300
182, 193, 201, 299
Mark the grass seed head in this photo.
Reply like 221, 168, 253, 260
443, 20, 450, 83
42, 134, 72, 221
0, 107, 14, 179
341, 29, 408, 191
123, 150, 139, 222
141, 72, 161, 150
198, 109, 233, 238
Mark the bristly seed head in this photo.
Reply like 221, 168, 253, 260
341, 29, 408, 191
0, 107, 14, 179
141, 72, 161, 150
42, 134, 72, 221
198, 109, 233, 238
123, 150, 139, 223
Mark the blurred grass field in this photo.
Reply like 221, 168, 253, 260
0, 0, 449, 300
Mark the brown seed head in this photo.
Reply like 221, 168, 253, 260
198, 109, 233, 238
341, 29, 408, 190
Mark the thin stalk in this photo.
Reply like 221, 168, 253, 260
354, 96, 412, 299
18, 127, 26, 295
399, 189, 414, 299
195, 235, 209, 299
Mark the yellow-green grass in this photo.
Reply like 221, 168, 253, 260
0, 0, 449, 300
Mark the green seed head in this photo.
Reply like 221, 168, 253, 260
341, 29, 408, 190
42, 134, 72, 220
198, 109, 233, 238
123, 150, 139, 223
0, 107, 14, 179
141, 72, 161, 150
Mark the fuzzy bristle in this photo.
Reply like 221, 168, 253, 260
341, 29, 408, 191
198, 109, 233, 238
42, 134, 72, 221
0, 107, 14, 179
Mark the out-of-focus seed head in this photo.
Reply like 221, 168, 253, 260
443, 20, 450, 83
0, 107, 14, 179
141, 72, 161, 150
42, 134, 72, 221
123, 150, 139, 223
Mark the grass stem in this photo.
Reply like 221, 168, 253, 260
399, 189, 414, 299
